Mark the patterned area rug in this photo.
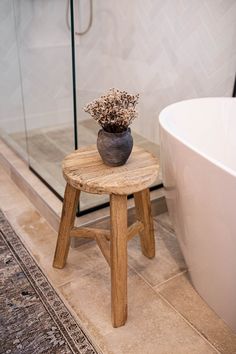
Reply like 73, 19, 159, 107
0, 210, 99, 354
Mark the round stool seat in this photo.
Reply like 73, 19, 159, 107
62, 144, 159, 195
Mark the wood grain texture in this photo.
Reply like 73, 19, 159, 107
53, 184, 80, 269
96, 235, 111, 266
62, 144, 159, 195
127, 220, 144, 241
110, 194, 128, 327
134, 188, 155, 258
70, 227, 110, 239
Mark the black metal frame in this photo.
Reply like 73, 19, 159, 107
233, 74, 236, 97
29, 166, 63, 201
70, 0, 78, 150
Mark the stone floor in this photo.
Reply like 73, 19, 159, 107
1, 164, 236, 354
9, 119, 161, 211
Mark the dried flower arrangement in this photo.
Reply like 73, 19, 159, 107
84, 88, 139, 133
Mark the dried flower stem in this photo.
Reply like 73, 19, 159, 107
84, 88, 139, 133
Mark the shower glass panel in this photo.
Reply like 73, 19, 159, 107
0, 0, 161, 214
0, 0, 28, 160
74, 0, 161, 211
13, 0, 75, 198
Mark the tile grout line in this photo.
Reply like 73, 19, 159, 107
52, 263, 107, 289
128, 258, 187, 291
154, 269, 188, 289
153, 219, 177, 239
157, 292, 221, 354
130, 265, 221, 354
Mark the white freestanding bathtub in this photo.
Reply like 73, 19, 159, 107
159, 97, 236, 332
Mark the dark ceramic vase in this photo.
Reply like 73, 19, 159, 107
97, 128, 133, 167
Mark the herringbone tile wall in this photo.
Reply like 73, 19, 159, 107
77, 0, 236, 144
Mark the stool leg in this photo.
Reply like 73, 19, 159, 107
134, 188, 155, 258
53, 183, 80, 269
110, 194, 128, 328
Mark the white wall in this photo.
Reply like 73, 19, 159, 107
76, 0, 236, 144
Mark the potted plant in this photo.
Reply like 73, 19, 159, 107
84, 88, 139, 166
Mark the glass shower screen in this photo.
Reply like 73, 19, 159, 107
0, 0, 161, 214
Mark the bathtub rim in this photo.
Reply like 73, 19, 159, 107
159, 97, 236, 178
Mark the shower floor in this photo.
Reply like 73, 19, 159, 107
10, 119, 160, 211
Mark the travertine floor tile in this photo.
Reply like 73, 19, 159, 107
59, 266, 113, 339
59, 268, 217, 354
128, 220, 186, 287
156, 273, 236, 354
154, 211, 174, 232
0, 167, 30, 212
86, 213, 186, 288
0, 160, 229, 354
5, 207, 107, 287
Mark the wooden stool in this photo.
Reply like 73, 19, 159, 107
53, 144, 159, 327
